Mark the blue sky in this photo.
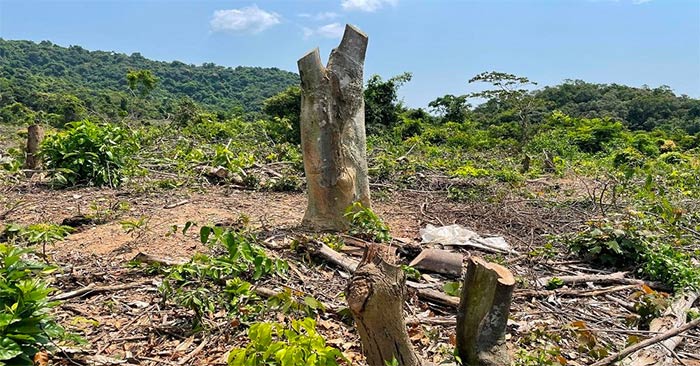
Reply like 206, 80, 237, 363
1, 0, 699, 108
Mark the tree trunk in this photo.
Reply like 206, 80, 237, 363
297, 24, 371, 231
346, 243, 422, 366
456, 257, 515, 366
24, 124, 44, 170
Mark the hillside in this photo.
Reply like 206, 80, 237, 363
0, 38, 299, 122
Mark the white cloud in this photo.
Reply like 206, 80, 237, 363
298, 11, 340, 21
632, 0, 652, 4
341, 0, 398, 12
302, 23, 345, 39
210, 5, 281, 34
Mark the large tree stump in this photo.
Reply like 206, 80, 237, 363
24, 124, 44, 170
456, 257, 515, 366
346, 244, 422, 366
297, 24, 371, 230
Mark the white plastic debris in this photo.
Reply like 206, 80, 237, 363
419, 224, 516, 254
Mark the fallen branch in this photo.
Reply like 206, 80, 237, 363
132, 252, 188, 266
621, 290, 700, 366
50, 281, 153, 301
516, 285, 638, 299
163, 200, 189, 209
537, 272, 672, 292
591, 316, 700, 366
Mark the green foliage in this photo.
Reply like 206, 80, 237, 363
158, 226, 287, 325
565, 215, 700, 291
364, 72, 412, 134
126, 69, 158, 97
0, 244, 72, 365
262, 86, 301, 144
344, 202, 391, 243
227, 318, 345, 366
41, 120, 137, 187
0, 39, 299, 121
443, 281, 461, 297
1, 223, 73, 246
400, 265, 421, 281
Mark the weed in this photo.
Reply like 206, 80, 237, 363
344, 202, 391, 243
227, 318, 346, 366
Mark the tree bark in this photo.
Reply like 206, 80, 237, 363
456, 257, 515, 366
24, 124, 44, 170
346, 243, 422, 366
298, 24, 371, 231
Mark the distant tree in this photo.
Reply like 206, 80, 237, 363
174, 96, 199, 126
429, 94, 470, 123
469, 71, 543, 150
126, 69, 158, 97
364, 72, 412, 134
262, 86, 301, 143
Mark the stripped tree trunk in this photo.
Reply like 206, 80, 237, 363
456, 257, 515, 366
297, 24, 371, 231
24, 124, 44, 170
346, 244, 422, 366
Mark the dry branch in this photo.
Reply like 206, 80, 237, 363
50, 281, 153, 301
537, 272, 672, 292
620, 290, 700, 366
591, 317, 700, 366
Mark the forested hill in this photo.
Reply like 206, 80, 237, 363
0, 39, 299, 121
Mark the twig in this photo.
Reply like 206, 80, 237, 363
163, 200, 189, 209
590, 317, 700, 366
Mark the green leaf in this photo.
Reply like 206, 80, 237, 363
0, 338, 22, 361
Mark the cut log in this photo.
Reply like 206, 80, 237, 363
24, 124, 44, 170
456, 257, 515, 366
619, 290, 700, 366
298, 24, 371, 230
346, 243, 422, 366
408, 248, 463, 277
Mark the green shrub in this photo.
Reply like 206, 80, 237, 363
228, 318, 345, 366
0, 244, 72, 365
344, 202, 391, 243
565, 216, 700, 291
41, 120, 137, 187
158, 226, 287, 325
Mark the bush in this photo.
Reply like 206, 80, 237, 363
41, 120, 137, 187
228, 318, 345, 366
0, 244, 71, 365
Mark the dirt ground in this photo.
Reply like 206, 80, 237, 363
1, 181, 699, 365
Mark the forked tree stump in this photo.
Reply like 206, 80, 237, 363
346, 244, 422, 366
297, 24, 371, 230
24, 124, 44, 170
456, 257, 515, 366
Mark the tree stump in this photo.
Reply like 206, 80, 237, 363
297, 24, 371, 231
456, 257, 515, 366
24, 124, 44, 170
346, 243, 422, 366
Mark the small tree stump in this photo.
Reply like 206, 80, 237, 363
24, 124, 44, 170
456, 257, 515, 366
297, 24, 371, 230
346, 243, 422, 366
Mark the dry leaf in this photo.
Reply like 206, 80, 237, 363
33, 350, 49, 366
